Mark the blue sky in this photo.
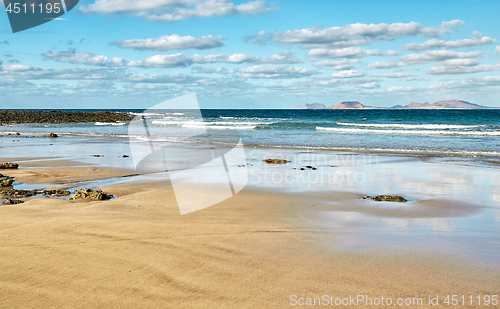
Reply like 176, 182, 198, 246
1, 0, 500, 108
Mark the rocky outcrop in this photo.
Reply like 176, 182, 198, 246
42, 190, 71, 197
0, 189, 37, 198
0, 110, 133, 124
0, 174, 14, 187
330, 101, 366, 109
364, 195, 407, 202
263, 159, 290, 164
0, 162, 19, 169
70, 188, 111, 200
297, 103, 328, 109
2, 198, 24, 205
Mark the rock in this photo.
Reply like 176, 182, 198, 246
70, 188, 111, 200
263, 159, 290, 164
122, 155, 129, 158
15, 132, 20, 135
0, 189, 37, 198
0, 162, 19, 169
300, 168, 305, 171
94, 154, 103, 157
0, 174, 14, 187
305, 166, 312, 169
49, 133, 58, 138
0, 110, 133, 124
364, 195, 407, 202
42, 190, 71, 197
312, 167, 317, 170
2, 198, 24, 205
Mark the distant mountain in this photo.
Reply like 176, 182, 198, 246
298, 101, 376, 109
330, 101, 372, 109
297, 103, 327, 109
392, 100, 489, 109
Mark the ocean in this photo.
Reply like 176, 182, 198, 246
2, 109, 500, 156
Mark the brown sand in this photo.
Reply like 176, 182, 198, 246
1, 168, 499, 308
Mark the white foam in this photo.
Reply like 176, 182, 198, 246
336, 122, 484, 129
317, 127, 500, 136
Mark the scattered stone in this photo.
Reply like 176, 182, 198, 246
122, 155, 129, 158
263, 159, 290, 164
0, 189, 38, 198
94, 154, 103, 157
299, 167, 305, 171
49, 133, 58, 138
70, 188, 111, 200
312, 167, 317, 170
364, 195, 407, 203
42, 190, 71, 197
0, 162, 19, 169
0, 174, 14, 187
2, 198, 24, 205
305, 166, 313, 169
15, 132, 20, 135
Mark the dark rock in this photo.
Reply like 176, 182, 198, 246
49, 133, 58, 138
263, 159, 290, 164
42, 190, 71, 197
0, 189, 37, 198
0, 110, 133, 124
312, 167, 317, 170
94, 154, 103, 157
364, 195, 407, 202
122, 155, 129, 158
305, 166, 313, 169
2, 198, 24, 205
300, 168, 305, 171
0, 174, 14, 187
70, 188, 111, 200
15, 132, 20, 135
0, 162, 19, 169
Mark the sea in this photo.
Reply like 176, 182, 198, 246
2, 109, 500, 157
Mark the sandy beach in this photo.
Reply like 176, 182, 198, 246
1, 143, 500, 308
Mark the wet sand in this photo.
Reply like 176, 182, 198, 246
1, 144, 500, 308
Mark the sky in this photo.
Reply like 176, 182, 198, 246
1, 0, 500, 109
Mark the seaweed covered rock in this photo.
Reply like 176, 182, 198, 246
364, 195, 407, 202
0, 162, 19, 169
48, 133, 58, 138
2, 198, 24, 205
0, 189, 37, 198
263, 159, 290, 164
70, 188, 111, 200
42, 190, 71, 197
0, 174, 14, 187
0, 110, 133, 124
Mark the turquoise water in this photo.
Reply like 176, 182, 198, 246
2, 109, 500, 155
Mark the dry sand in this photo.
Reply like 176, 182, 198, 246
1, 165, 499, 308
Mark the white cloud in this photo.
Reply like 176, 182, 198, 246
371, 73, 413, 78
81, 0, 278, 22
405, 33, 495, 51
112, 34, 227, 50
43, 49, 126, 67
439, 59, 480, 66
357, 82, 379, 89
239, 65, 316, 79
366, 61, 399, 69
308, 47, 381, 58
246, 20, 461, 47
128, 53, 193, 67
330, 70, 365, 78
192, 66, 227, 74
496, 46, 500, 55
426, 61, 500, 75
400, 50, 486, 64
441, 19, 464, 29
